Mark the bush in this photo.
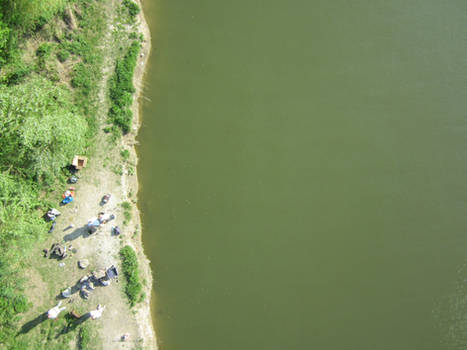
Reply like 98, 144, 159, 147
0, 76, 87, 180
122, 0, 140, 18
1, 0, 67, 34
108, 40, 140, 133
119, 246, 142, 307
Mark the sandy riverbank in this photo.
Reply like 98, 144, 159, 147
127, 0, 158, 348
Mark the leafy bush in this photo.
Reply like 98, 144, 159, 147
0, 0, 67, 33
119, 246, 143, 307
108, 40, 140, 133
0, 76, 87, 180
122, 0, 140, 18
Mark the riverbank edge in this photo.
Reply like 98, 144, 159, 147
126, 1, 158, 348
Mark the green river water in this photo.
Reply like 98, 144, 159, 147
137, 1, 467, 349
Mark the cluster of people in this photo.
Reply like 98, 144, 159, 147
43, 189, 127, 339
87, 212, 115, 234
47, 301, 105, 321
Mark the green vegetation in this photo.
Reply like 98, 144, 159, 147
120, 149, 130, 161
0, 0, 67, 33
56, 48, 69, 62
36, 43, 52, 58
119, 246, 143, 307
78, 323, 98, 349
122, 0, 140, 19
0, 77, 87, 181
0, 0, 137, 348
0, 0, 144, 346
0, 174, 47, 346
121, 201, 132, 225
108, 40, 141, 134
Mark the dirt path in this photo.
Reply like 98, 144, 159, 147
22, 1, 156, 349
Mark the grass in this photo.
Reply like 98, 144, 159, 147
78, 323, 98, 350
119, 246, 143, 307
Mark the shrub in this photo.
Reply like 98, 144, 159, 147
0, 76, 87, 180
120, 246, 142, 307
1, 0, 67, 34
108, 40, 140, 133
122, 0, 140, 18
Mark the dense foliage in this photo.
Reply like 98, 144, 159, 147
0, 1, 106, 348
122, 0, 140, 19
0, 0, 67, 65
0, 77, 87, 180
108, 40, 140, 134
120, 245, 143, 307
0, 0, 67, 32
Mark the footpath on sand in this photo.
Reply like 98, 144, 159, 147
21, 1, 157, 349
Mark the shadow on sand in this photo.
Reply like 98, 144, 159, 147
63, 225, 90, 242
18, 312, 48, 334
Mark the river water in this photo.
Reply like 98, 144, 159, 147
137, 1, 467, 349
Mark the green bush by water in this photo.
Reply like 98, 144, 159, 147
122, 0, 140, 19
108, 40, 141, 134
119, 246, 143, 307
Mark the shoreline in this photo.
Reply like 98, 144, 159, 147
127, 0, 158, 348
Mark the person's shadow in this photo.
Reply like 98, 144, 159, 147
18, 312, 48, 334
55, 312, 92, 337
63, 226, 90, 242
